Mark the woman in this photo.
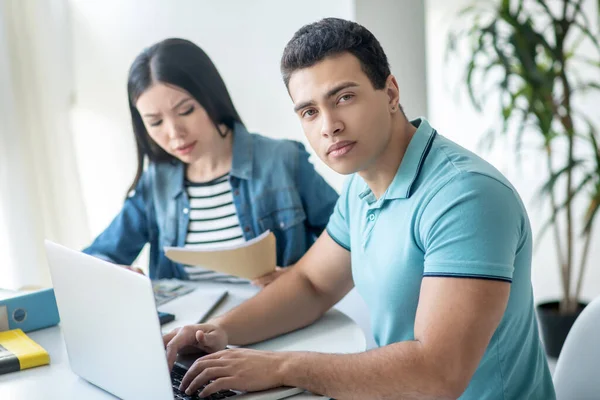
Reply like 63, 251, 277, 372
83, 38, 338, 286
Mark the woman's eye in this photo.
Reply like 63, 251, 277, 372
179, 106, 195, 116
149, 120, 162, 127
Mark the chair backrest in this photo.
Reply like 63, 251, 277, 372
553, 296, 600, 400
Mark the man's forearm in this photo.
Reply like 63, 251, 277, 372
280, 343, 465, 400
211, 269, 332, 346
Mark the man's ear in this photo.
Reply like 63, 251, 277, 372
385, 75, 400, 112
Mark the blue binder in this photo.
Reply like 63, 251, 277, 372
0, 288, 60, 332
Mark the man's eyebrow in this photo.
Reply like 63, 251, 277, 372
294, 100, 315, 113
293, 82, 359, 113
324, 81, 359, 99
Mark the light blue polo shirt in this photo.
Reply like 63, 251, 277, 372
327, 118, 555, 399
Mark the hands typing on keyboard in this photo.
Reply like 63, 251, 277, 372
171, 364, 239, 400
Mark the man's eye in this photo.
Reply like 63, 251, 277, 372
302, 109, 317, 118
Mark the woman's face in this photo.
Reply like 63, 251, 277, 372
135, 83, 224, 163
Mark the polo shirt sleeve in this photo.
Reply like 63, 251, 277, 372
326, 177, 353, 251
419, 173, 525, 282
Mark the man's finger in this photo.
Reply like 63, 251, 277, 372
165, 339, 179, 371
162, 328, 180, 348
199, 377, 238, 398
198, 348, 227, 360
182, 364, 228, 394
183, 357, 226, 384
165, 328, 197, 370
195, 330, 222, 352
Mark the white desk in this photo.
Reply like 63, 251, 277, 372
0, 282, 366, 399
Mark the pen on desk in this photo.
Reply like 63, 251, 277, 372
197, 291, 229, 324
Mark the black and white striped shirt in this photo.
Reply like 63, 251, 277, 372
183, 173, 248, 283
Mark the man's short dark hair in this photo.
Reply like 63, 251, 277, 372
281, 18, 391, 90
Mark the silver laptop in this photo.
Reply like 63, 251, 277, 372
44, 241, 303, 400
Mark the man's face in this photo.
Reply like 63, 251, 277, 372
288, 52, 395, 175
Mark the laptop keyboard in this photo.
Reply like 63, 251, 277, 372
171, 364, 240, 399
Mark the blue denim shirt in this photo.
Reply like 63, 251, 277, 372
83, 123, 339, 279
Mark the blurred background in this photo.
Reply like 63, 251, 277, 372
1, 0, 599, 349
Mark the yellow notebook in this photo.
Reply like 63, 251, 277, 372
0, 329, 50, 375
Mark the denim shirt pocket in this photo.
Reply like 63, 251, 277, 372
256, 188, 306, 266
256, 188, 306, 233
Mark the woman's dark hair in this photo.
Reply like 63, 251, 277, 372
281, 18, 390, 90
126, 38, 243, 194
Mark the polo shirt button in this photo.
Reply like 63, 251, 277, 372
244, 226, 250, 232
368, 214, 375, 221
183, 208, 189, 215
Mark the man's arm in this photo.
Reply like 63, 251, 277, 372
213, 231, 353, 345
277, 277, 509, 400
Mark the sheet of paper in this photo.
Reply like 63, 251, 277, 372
164, 231, 276, 280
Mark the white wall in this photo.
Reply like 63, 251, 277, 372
355, 0, 427, 118
426, 0, 600, 304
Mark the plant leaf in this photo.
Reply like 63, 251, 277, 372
537, 158, 587, 198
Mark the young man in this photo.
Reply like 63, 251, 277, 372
163, 18, 555, 399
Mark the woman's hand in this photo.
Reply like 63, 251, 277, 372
251, 267, 290, 288
118, 265, 145, 275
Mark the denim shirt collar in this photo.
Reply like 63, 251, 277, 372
230, 122, 254, 181
163, 122, 254, 199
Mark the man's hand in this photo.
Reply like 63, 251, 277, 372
179, 348, 288, 397
251, 267, 289, 288
162, 324, 229, 370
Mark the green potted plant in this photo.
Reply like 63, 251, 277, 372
447, 0, 600, 358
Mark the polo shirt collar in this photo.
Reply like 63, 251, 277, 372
359, 118, 437, 204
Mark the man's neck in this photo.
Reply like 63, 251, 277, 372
358, 116, 417, 199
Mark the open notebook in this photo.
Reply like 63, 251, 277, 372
164, 230, 276, 280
